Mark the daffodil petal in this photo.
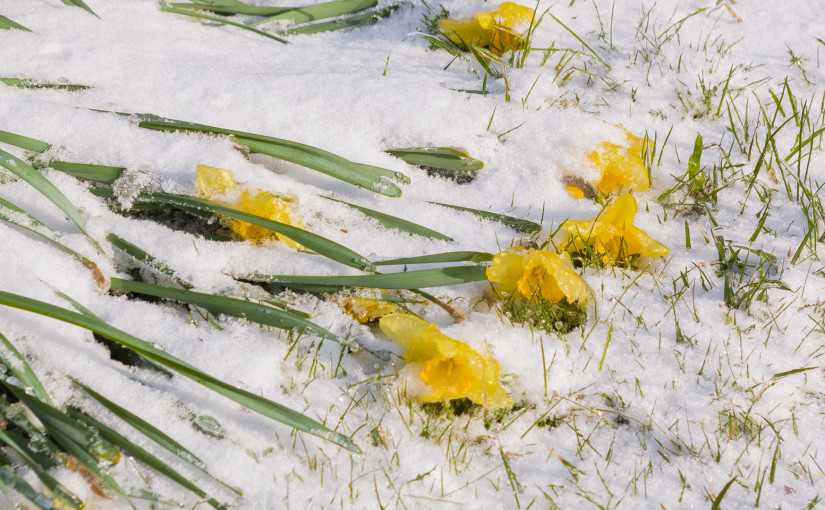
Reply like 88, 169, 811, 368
197, 164, 237, 198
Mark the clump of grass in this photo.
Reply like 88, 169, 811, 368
498, 294, 586, 334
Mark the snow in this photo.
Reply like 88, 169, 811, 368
1, 0, 824, 508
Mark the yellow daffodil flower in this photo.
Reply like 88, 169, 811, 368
196, 164, 304, 248
438, 2, 535, 55
486, 247, 588, 304
560, 193, 669, 265
379, 314, 512, 409
333, 295, 399, 323
588, 130, 651, 194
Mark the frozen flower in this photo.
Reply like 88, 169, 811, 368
379, 314, 512, 409
438, 2, 535, 55
486, 247, 588, 305
560, 193, 669, 265
333, 294, 398, 323
588, 129, 651, 194
196, 164, 303, 248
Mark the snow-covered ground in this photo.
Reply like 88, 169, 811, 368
1, 0, 824, 508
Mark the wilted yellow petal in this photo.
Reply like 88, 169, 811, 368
487, 248, 588, 304
379, 314, 512, 408
334, 295, 398, 323
438, 2, 535, 55
561, 194, 668, 265
197, 164, 237, 198
589, 130, 651, 194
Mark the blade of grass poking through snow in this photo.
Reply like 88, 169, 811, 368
139, 191, 375, 271
0, 291, 361, 453
160, 8, 289, 43
106, 233, 193, 290
108, 277, 354, 349
0, 432, 84, 510
49, 161, 125, 184
65, 408, 225, 509
113, 112, 408, 196
373, 251, 493, 266
61, 0, 98, 17
547, 13, 610, 70
250, 0, 376, 26
429, 201, 541, 234
385, 147, 483, 183
0, 130, 51, 153
168, 3, 293, 16
0, 198, 105, 288
1, 382, 135, 508
1, 77, 90, 91
322, 196, 452, 241
71, 379, 206, 470
0, 15, 31, 31
0, 148, 89, 236
284, 4, 398, 35
244, 265, 489, 293
0, 331, 52, 404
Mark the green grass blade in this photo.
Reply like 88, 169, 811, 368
65, 408, 225, 509
322, 196, 452, 241
0, 290, 361, 453
71, 379, 205, 469
49, 161, 124, 184
385, 147, 483, 183
169, 3, 293, 16
0, 15, 31, 31
0, 331, 52, 404
0, 432, 84, 510
61, 0, 99, 17
0, 199, 105, 286
250, 0, 376, 26
140, 191, 375, 271
0, 454, 71, 510
244, 265, 489, 292
373, 251, 493, 266
1, 77, 90, 91
429, 201, 540, 233
106, 233, 194, 290
160, 8, 289, 43
284, 4, 397, 35
0, 148, 88, 235
105, 111, 408, 196
108, 277, 354, 349
0, 130, 51, 153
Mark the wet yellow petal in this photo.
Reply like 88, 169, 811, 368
561, 194, 668, 265
197, 164, 237, 198
379, 314, 512, 408
438, 2, 535, 55
487, 248, 588, 304
334, 295, 398, 323
590, 130, 651, 193
566, 186, 586, 199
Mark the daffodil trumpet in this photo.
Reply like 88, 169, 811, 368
438, 2, 536, 56
379, 314, 512, 409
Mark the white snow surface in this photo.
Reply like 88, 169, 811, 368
1, 0, 824, 508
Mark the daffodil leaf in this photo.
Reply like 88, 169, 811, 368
167, 2, 294, 16
0, 129, 51, 153
108, 277, 354, 349
284, 4, 398, 35
0, 15, 30, 31
61, 0, 98, 17
0, 290, 361, 453
386, 147, 483, 183
429, 201, 540, 233
160, 8, 289, 43
244, 265, 489, 293
1, 77, 89, 91
373, 251, 493, 266
65, 407, 225, 509
0, 331, 53, 405
322, 196, 452, 241
0, 148, 88, 236
136, 191, 375, 271
249, 0, 376, 26
0, 453, 79, 510
50, 161, 125, 184
104, 111, 408, 196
